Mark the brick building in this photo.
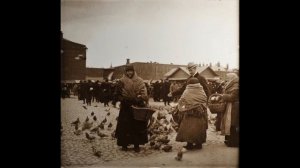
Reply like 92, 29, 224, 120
86, 68, 105, 81
61, 32, 87, 82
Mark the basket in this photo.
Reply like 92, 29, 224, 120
208, 93, 226, 114
131, 106, 156, 121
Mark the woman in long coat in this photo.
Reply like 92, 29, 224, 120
114, 65, 149, 152
220, 73, 239, 147
175, 77, 208, 150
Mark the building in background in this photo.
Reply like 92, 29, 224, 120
164, 66, 219, 82
61, 31, 87, 82
85, 68, 105, 81
107, 59, 186, 82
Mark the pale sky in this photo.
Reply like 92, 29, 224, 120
61, 0, 239, 69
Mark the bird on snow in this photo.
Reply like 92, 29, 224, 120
82, 105, 87, 110
71, 118, 80, 126
101, 117, 107, 124
91, 112, 94, 116
149, 141, 155, 146
93, 116, 97, 121
162, 145, 172, 152
175, 150, 183, 161
99, 122, 105, 130
92, 146, 101, 157
108, 122, 113, 129
97, 130, 108, 138
85, 132, 96, 141
74, 129, 82, 136
90, 126, 99, 133
111, 130, 116, 139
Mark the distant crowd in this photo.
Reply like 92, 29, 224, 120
61, 78, 226, 106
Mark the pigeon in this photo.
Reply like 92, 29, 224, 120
153, 143, 161, 150
97, 130, 108, 138
101, 117, 107, 124
111, 130, 116, 139
162, 145, 172, 152
149, 134, 158, 141
91, 112, 94, 116
92, 146, 102, 157
75, 124, 79, 130
93, 116, 97, 121
108, 122, 113, 129
105, 108, 110, 111
160, 139, 170, 144
175, 151, 183, 161
90, 126, 99, 133
149, 141, 155, 146
94, 105, 98, 107
71, 118, 80, 126
74, 129, 82, 136
83, 105, 87, 110
99, 123, 105, 130
106, 112, 110, 116
82, 120, 93, 131
85, 116, 89, 122
85, 132, 96, 141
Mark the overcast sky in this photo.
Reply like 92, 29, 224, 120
61, 0, 239, 69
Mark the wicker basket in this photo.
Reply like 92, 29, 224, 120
131, 106, 156, 121
208, 93, 226, 114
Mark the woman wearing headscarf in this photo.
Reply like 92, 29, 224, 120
114, 64, 149, 152
219, 73, 239, 147
175, 77, 208, 150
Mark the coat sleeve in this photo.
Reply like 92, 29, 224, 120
197, 76, 211, 97
222, 89, 239, 102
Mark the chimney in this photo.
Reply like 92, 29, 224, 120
126, 58, 130, 65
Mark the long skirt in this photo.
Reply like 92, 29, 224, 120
176, 112, 207, 144
115, 101, 148, 146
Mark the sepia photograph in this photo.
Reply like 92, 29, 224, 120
61, 0, 239, 167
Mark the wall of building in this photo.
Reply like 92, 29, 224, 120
61, 38, 87, 81
111, 62, 185, 80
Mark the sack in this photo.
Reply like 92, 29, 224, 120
132, 106, 156, 121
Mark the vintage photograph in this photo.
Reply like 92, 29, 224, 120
61, 0, 239, 167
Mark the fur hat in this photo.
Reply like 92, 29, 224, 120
187, 62, 197, 70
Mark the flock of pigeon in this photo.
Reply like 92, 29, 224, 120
69, 106, 115, 157
64, 103, 206, 160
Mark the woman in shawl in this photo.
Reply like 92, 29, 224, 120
175, 77, 208, 150
219, 73, 239, 147
114, 64, 149, 152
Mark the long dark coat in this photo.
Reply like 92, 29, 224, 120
114, 73, 149, 146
